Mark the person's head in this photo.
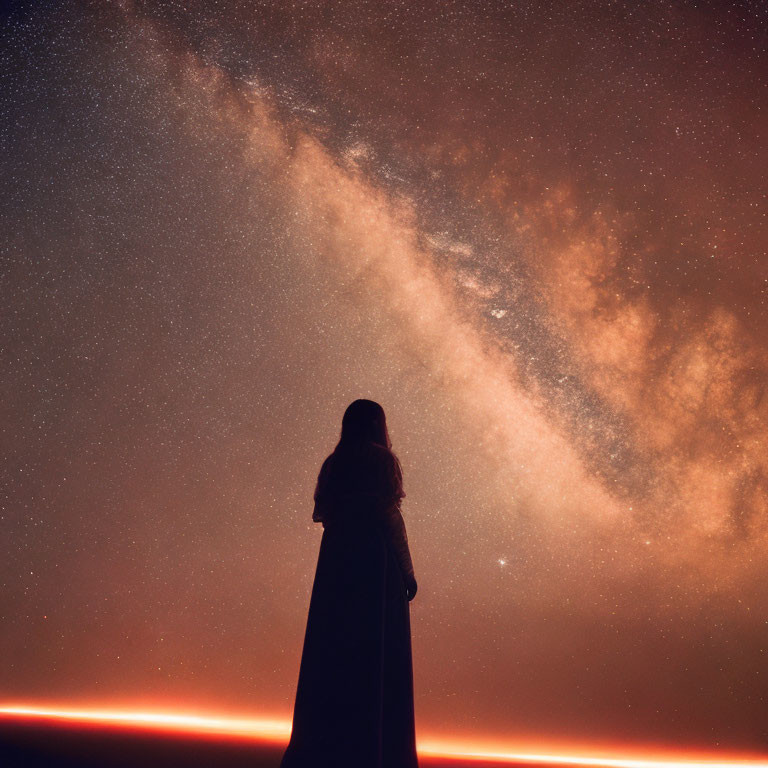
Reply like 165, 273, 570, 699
336, 399, 392, 451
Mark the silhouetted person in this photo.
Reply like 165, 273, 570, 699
280, 399, 419, 768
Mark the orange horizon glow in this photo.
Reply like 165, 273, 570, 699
1, 704, 766, 768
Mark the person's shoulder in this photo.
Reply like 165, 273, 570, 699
317, 452, 336, 479
368, 442, 390, 458
369, 444, 404, 495
368, 442, 399, 466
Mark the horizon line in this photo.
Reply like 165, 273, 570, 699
1, 703, 766, 768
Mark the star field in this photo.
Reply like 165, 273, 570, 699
1, 0, 766, 753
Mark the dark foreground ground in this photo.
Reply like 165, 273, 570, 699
0, 718, 517, 768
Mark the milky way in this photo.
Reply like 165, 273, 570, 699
1, 0, 766, 753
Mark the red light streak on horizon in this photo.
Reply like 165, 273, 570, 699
1, 704, 766, 768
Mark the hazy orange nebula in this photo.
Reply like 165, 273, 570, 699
1, 0, 765, 755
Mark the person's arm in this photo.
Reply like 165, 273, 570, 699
312, 456, 334, 526
374, 449, 417, 599
380, 500, 418, 600
312, 497, 332, 525
382, 502, 414, 578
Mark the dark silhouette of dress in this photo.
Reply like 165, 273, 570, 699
280, 441, 418, 768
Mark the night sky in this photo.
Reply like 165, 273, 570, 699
1, 0, 767, 754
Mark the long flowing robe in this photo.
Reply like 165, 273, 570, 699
280, 442, 418, 768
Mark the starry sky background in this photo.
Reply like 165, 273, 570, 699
1, 0, 767, 754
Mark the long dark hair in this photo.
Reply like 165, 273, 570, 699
334, 398, 392, 452
313, 399, 404, 514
